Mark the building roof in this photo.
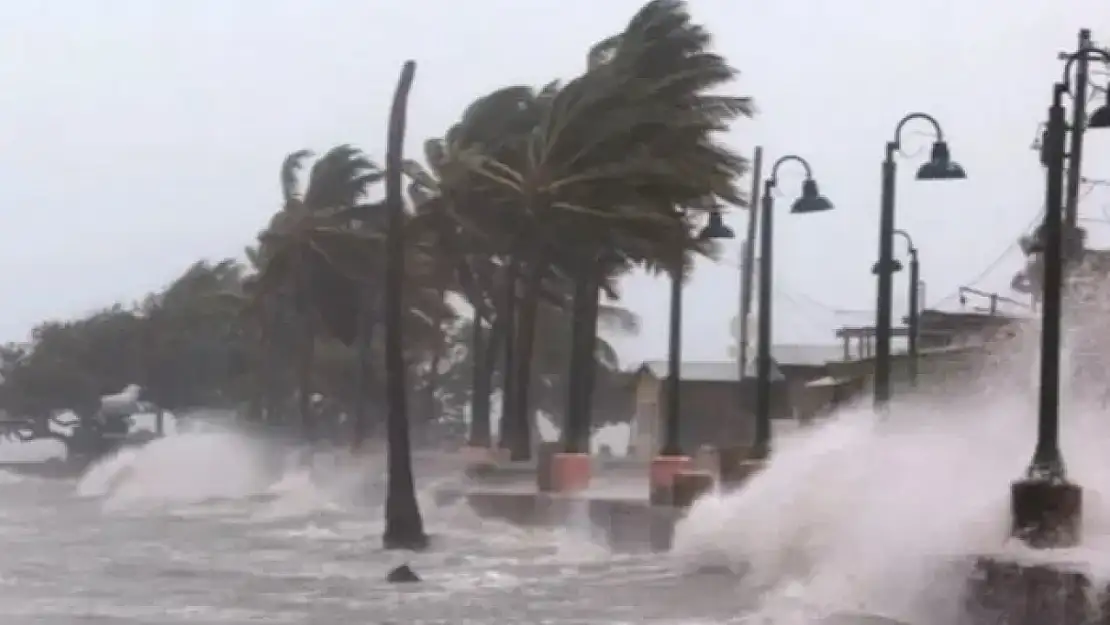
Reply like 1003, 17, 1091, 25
635, 345, 841, 383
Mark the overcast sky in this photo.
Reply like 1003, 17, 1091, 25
1, 0, 1108, 365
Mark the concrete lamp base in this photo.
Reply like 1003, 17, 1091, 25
672, 470, 715, 510
650, 456, 691, 505
549, 453, 591, 493
1011, 478, 1082, 549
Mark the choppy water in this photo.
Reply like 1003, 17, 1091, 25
9, 361, 1110, 625
0, 429, 753, 624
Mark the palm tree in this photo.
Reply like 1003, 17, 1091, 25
381, 60, 429, 552
451, 0, 751, 457
251, 145, 383, 444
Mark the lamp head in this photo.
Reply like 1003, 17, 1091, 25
916, 141, 967, 180
1088, 86, 1110, 129
698, 211, 735, 240
790, 179, 834, 214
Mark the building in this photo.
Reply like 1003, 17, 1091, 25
624, 306, 1037, 460
626, 344, 843, 459
830, 307, 1032, 397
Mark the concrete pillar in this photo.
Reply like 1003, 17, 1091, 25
550, 452, 591, 493
1011, 479, 1081, 549
649, 455, 691, 505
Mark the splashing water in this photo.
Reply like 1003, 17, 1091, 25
77, 428, 282, 510
671, 335, 1110, 624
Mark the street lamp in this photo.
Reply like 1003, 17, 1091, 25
873, 114, 966, 408
1011, 42, 1110, 550
1060, 30, 1110, 233
659, 210, 735, 458
752, 156, 834, 461
892, 229, 921, 386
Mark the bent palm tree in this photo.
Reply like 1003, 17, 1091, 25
382, 60, 428, 551
454, 0, 751, 456
252, 145, 383, 443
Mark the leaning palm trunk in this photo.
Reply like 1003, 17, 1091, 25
508, 257, 543, 461
563, 261, 600, 453
381, 60, 427, 551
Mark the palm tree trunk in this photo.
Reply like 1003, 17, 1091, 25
563, 266, 599, 454
381, 60, 427, 552
497, 260, 519, 452
467, 318, 492, 447
568, 266, 594, 452
351, 293, 376, 453
508, 258, 543, 461
577, 270, 602, 451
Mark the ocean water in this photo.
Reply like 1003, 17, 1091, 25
0, 427, 752, 624
5, 329, 1110, 623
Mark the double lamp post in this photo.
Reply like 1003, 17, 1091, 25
1011, 34, 1110, 549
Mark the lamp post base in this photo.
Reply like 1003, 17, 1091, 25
1011, 478, 1082, 549
549, 453, 592, 494
649, 455, 691, 505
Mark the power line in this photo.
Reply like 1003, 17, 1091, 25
927, 206, 1045, 308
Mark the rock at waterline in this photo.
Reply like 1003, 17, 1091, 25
386, 564, 421, 583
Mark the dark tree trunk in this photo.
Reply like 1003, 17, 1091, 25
577, 271, 602, 449
563, 265, 599, 454
497, 260, 519, 453
381, 60, 427, 552
467, 318, 492, 447
509, 258, 543, 461
351, 293, 376, 453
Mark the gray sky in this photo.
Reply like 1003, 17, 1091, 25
1, 0, 1108, 365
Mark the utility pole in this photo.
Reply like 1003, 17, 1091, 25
1064, 29, 1092, 233
738, 146, 763, 382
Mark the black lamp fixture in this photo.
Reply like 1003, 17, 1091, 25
1087, 84, 1110, 128
916, 141, 968, 181
791, 179, 835, 214
699, 211, 736, 240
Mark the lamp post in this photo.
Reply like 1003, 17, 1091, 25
892, 229, 920, 385
752, 155, 834, 461
873, 114, 966, 408
1012, 41, 1110, 549
659, 211, 735, 458
649, 210, 734, 505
